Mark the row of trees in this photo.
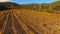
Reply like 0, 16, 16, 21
20, 3, 60, 13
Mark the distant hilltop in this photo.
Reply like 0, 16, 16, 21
0, 2, 21, 10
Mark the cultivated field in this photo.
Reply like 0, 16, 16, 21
0, 9, 60, 34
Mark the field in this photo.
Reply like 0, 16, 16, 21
0, 9, 60, 34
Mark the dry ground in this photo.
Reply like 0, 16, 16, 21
0, 9, 60, 34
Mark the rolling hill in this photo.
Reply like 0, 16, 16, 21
0, 2, 21, 10
0, 1, 60, 13
20, 1, 60, 13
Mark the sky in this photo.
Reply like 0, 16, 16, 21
0, 0, 57, 4
12, 0, 57, 4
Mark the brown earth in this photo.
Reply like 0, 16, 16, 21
0, 9, 60, 34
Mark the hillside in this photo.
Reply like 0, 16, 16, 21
20, 1, 60, 13
0, 2, 21, 10
0, 1, 60, 13
0, 9, 60, 34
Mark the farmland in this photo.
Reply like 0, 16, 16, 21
0, 9, 60, 34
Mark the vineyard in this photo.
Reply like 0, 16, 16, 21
0, 9, 60, 34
